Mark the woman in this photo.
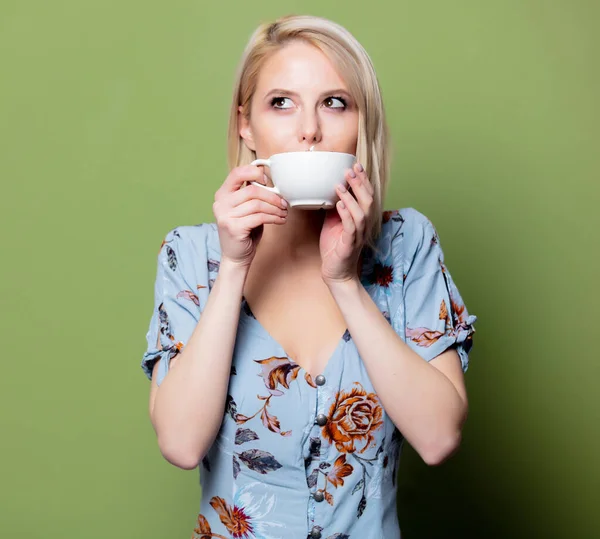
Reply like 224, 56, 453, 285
141, 15, 477, 539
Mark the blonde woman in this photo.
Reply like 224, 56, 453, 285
142, 14, 477, 539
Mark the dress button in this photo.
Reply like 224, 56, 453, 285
310, 526, 322, 538
316, 414, 328, 426
313, 490, 325, 502
315, 374, 326, 386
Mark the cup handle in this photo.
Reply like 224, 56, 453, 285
249, 158, 280, 194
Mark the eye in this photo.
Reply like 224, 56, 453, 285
271, 97, 294, 109
324, 96, 347, 109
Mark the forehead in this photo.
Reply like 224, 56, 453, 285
255, 41, 348, 93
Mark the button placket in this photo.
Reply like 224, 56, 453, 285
308, 372, 331, 529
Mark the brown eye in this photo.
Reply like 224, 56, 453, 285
271, 97, 293, 109
324, 96, 347, 109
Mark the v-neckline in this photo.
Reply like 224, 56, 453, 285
241, 297, 347, 382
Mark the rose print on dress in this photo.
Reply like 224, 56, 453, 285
307, 383, 384, 515
322, 382, 384, 454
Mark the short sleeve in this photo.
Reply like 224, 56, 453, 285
141, 226, 211, 386
401, 211, 477, 372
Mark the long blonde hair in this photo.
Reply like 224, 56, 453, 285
227, 15, 391, 247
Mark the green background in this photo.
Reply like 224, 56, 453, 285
1, 1, 597, 537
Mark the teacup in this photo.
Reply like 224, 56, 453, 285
250, 151, 356, 209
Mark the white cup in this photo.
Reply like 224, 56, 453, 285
250, 151, 356, 210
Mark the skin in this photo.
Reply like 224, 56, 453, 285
150, 40, 469, 469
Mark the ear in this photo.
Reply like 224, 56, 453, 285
238, 106, 256, 152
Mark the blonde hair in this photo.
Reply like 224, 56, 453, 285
227, 15, 391, 247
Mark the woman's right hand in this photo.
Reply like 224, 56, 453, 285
213, 165, 288, 268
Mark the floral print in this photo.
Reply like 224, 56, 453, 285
405, 299, 451, 347
141, 210, 477, 539
192, 482, 284, 539
234, 356, 301, 437
322, 382, 384, 454
254, 356, 301, 397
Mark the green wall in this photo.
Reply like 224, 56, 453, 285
1, 1, 597, 537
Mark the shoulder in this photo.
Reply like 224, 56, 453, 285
373, 208, 445, 282
160, 222, 220, 256
379, 207, 439, 249
156, 223, 221, 284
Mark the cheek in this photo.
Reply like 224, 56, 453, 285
336, 130, 359, 155
327, 114, 359, 153
252, 114, 297, 155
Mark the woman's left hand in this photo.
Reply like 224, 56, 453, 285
320, 162, 374, 284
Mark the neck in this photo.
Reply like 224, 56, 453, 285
259, 207, 325, 261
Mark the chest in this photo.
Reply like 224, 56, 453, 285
243, 265, 347, 377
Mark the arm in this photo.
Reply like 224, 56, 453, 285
151, 259, 248, 469
326, 278, 468, 466
150, 261, 247, 469
144, 165, 287, 470
322, 164, 475, 466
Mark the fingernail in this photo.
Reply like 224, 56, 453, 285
262, 174, 268, 185
281, 198, 288, 208
356, 163, 364, 173
339, 200, 346, 209
348, 169, 356, 178
338, 183, 347, 192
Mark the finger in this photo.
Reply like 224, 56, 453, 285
229, 184, 288, 210
336, 199, 357, 247
221, 165, 266, 194
347, 165, 374, 210
238, 212, 287, 230
336, 183, 365, 244
354, 162, 374, 196
231, 199, 288, 219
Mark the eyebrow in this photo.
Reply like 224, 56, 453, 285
263, 88, 352, 100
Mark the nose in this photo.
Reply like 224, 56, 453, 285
298, 109, 322, 147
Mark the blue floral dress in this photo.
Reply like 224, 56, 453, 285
141, 207, 477, 539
